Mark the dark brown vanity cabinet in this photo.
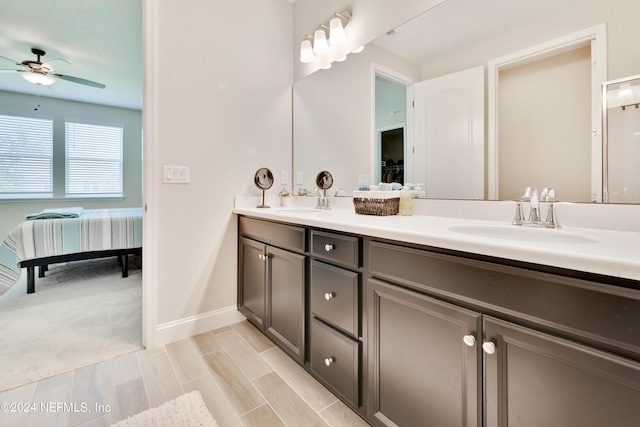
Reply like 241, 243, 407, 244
238, 217, 306, 362
484, 316, 640, 427
367, 239, 640, 427
238, 216, 640, 426
309, 230, 363, 408
367, 278, 480, 427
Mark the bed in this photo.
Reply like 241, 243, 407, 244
0, 207, 143, 295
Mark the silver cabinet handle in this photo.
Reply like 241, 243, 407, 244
463, 335, 476, 347
324, 292, 335, 301
324, 356, 335, 367
482, 341, 496, 355
324, 243, 335, 252
258, 253, 269, 261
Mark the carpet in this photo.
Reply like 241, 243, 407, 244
111, 391, 218, 427
0, 257, 142, 392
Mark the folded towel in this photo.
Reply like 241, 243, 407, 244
26, 207, 85, 220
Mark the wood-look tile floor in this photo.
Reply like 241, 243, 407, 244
0, 320, 369, 427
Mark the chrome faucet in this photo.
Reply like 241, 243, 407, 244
316, 189, 331, 210
513, 186, 560, 228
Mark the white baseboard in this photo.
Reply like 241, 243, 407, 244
154, 305, 246, 346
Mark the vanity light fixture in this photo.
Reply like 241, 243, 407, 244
335, 55, 348, 62
299, 11, 352, 64
300, 36, 315, 63
313, 29, 329, 54
22, 72, 55, 86
322, 63, 332, 70
352, 45, 365, 53
330, 14, 348, 45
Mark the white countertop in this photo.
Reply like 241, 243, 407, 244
234, 204, 640, 282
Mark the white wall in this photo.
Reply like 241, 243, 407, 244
148, 0, 293, 342
0, 90, 142, 238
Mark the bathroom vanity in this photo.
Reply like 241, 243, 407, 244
235, 204, 640, 427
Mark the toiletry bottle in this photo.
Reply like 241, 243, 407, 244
399, 187, 413, 216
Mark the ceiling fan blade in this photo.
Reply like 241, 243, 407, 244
0, 69, 21, 73
52, 73, 105, 89
0, 54, 19, 65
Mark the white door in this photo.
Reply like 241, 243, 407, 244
412, 66, 485, 199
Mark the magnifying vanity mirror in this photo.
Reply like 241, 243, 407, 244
254, 167, 274, 208
315, 170, 334, 194
292, 0, 640, 203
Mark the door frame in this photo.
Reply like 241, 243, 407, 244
141, 0, 157, 348
487, 24, 607, 201
371, 63, 416, 185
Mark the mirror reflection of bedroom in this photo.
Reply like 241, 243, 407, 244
0, 0, 143, 393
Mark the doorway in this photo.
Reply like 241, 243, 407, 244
380, 127, 406, 184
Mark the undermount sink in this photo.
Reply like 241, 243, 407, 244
448, 224, 598, 244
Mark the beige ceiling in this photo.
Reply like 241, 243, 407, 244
0, 0, 142, 110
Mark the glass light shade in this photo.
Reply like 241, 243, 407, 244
300, 40, 315, 63
313, 29, 328, 54
22, 72, 55, 86
336, 55, 347, 62
352, 45, 365, 54
618, 82, 632, 99
322, 63, 332, 70
330, 17, 346, 45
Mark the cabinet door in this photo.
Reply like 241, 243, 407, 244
484, 316, 640, 427
367, 279, 481, 427
238, 237, 266, 327
266, 245, 306, 363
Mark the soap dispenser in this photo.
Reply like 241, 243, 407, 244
399, 186, 413, 216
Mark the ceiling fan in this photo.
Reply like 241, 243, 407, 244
0, 47, 105, 89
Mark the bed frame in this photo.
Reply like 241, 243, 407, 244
20, 247, 142, 294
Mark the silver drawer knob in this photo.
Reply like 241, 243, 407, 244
324, 356, 335, 367
324, 292, 335, 301
324, 243, 335, 252
463, 335, 476, 347
482, 341, 496, 355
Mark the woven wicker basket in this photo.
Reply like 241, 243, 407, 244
352, 191, 400, 216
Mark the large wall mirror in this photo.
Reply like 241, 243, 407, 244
293, 0, 640, 203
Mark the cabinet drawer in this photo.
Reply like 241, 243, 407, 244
311, 230, 360, 268
239, 216, 306, 253
311, 260, 359, 336
310, 319, 360, 407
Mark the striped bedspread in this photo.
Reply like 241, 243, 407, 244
0, 208, 143, 296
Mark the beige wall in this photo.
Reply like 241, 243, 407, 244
149, 0, 293, 330
0, 90, 142, 238
498, 47, 592, 202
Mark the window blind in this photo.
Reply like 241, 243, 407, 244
0, 114, 53, 197
65, 121, 123, 197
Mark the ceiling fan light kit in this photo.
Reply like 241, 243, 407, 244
22, 71, 55, 86
1, 47, 105, 89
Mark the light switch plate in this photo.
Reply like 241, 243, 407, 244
163, 165, 190, 184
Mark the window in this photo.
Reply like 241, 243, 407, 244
0, 113, 53, 198
65, 121, 123, 197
